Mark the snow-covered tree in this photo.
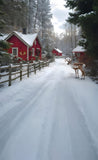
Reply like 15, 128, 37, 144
36, 0, 53, 57
0, 0, 28, 32
27, 0, 37, 33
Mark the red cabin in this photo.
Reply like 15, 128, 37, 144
52, 48, 62, 56
72, 45, 87, 62
5, 31, 42, 61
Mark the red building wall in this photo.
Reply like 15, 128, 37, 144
7, 35, 41, 61
59, 53, 62, 56
74, 51, 89, 64
74, 52, 85, 62
52, 49, 62, 56
7, 35, 28, 61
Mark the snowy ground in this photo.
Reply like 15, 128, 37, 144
0, 58, 98, 160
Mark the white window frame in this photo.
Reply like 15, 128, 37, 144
12, 48, 18, 56
32, 48, 35, 56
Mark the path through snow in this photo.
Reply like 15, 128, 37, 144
0, 58, 98, 160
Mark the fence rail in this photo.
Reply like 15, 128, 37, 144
0, 61, 49, 86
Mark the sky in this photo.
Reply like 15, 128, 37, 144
50, 0, 70, 34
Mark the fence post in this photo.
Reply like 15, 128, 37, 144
39, 61, 41, 71
46, 61, 47, 66
20, 62, 22, 81
43, 61, 44, 68
47, 61, 49, 66
34, 63, 36, 74
27, 62, 29, 77
40, 61, 42, 69
45, 61, 47, 66
9, 64, 12, 86
0, 66, 1, 79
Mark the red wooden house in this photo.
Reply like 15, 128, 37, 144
72, 45, 87, 62
52, 48, 62, 56
4, 31, 42, 61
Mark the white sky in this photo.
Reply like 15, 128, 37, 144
50, 0, 70, 34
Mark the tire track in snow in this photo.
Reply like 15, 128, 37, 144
35, 80, 74, 160
36, 79, 98, 160
66, 80, 98, 157
36, 84, 58, 160
0, 66, 58, 156
64, 84, 98, 160
0, 80, 52, 155
46, 81, 74, 160
0, 66, 57, 119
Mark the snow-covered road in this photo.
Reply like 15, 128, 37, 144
0, 58, 98, 160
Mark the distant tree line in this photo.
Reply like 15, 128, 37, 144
52, 23, 80, 58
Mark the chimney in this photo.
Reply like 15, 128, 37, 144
22, 28, 27, 34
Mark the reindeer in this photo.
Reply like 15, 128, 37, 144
65, 57, 72, 65
65, 58, 86, 79
72, 63, 86, 79
72, 64, 79, 78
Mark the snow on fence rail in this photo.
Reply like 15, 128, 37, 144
0, 61, 49, 86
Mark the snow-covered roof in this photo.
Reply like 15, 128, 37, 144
72, 45, 86, 52
5, 31, 38, 47
54, 48, 62, 53
0, 34, 8, 41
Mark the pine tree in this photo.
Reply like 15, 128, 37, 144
37, 0, 53, 57
0, 0, 5, 30
0, 0, 9, 52
0, 0, 28, 32
65, 0, 98, 59
27, 0, 37, 33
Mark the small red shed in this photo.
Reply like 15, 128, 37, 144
52, 48, 62, 56
72, 45, 87, 62
5, 31, 42, 61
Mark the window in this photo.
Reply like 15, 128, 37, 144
12, 48, 18, 56
73, 52, 75, 56
32, 48, 35, 56
36, 48, 40, 56
77, 52, 80, 57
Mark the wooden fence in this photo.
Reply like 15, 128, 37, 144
0, 61, 49, 86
